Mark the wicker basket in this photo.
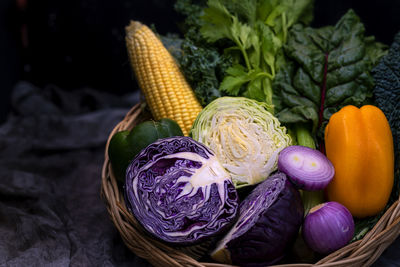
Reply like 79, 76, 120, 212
101, 103, 400, 267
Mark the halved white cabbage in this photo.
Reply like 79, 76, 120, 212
191, 97, 292, 188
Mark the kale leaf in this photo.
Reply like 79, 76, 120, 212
174, 0, 233, 106
373, 31, 400, 203
177, 40, 232, 106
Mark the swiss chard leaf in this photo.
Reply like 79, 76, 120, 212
273, 9, 387, 138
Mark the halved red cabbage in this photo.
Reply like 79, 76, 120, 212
125, 136, 239, 245
211, 172, 304, 266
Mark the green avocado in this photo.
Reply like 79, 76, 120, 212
108, 118, 184, 183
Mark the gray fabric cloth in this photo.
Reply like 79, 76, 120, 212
0, 82, 149, 266
0, 81, 399, 266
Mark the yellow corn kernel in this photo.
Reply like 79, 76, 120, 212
125, 21, 203, 136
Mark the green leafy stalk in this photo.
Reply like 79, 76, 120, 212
294, 123, 322, 215
294, 123, 315, 149
301, 190, 324, 215
199, 0, 314, 107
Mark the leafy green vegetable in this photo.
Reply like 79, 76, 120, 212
177, 40, 232, 106
373, 31, 400, 204
160, 34, 184, 60
351, 213, 381, 242
174, 0, 233, 106
199, 0, 314, 108
174, 0, 206, 34
272, 10, 388, 223
273, 9, 387, 143
161, 33, 228, 107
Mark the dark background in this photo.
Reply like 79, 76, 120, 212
0, 0, 400, 266
1, 0, 400, 123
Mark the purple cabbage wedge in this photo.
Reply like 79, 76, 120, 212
125, 136, 239, 245
211, 172, 304, 267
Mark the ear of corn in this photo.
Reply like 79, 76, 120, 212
125, 21, 203, 136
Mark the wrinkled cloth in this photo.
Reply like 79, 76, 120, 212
0, 81, 399, 266
0, 82, 150, 266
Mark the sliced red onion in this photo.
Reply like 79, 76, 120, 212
302, 201, 354, 254
278, 145, 334, 190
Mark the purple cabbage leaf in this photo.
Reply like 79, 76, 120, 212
125, 136, 239, 245
211, 172, 304, 267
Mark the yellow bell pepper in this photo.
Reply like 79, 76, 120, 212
325, 105, 394, 218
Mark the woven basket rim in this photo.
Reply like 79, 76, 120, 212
101, 103, 400, 267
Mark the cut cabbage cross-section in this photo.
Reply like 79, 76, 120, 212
191, 96, 292, 188
125, 136, 239, 245
211, 172, 304, 266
